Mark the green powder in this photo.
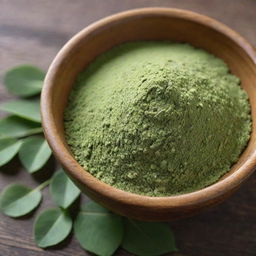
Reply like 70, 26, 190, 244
64, 41, 251, 196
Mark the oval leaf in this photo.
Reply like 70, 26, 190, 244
34, 208, 72, 248
4, 65, 45, 97
50, 169, 80, 209
0, 184, 42, 217
0, 116, 42, 139
19, 136, 52, 173
74, 201, 124, 256
122, 219, 177, 256
0, 138, 22, 167
0, 100, 41, 123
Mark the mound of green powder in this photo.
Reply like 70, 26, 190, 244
64, 42, 251, 196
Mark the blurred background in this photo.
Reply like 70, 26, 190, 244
1, 1, 256, 256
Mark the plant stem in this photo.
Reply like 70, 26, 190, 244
27, 127, 44, 136
35, 179, 52, 191
20, 127, 44, 138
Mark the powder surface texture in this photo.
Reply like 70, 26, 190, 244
64, 42, 251, 196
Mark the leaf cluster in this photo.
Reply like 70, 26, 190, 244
0, 65, 177, 255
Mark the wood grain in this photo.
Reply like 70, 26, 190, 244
1, 0, 256, 255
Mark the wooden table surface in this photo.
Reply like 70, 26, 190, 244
1, 0, 256, 255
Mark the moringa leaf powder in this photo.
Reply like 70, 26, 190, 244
64, 42, 251, 196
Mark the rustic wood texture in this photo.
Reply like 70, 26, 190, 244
0, 0, 256, 255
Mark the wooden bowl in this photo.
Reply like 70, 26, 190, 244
41, 8, 256, 221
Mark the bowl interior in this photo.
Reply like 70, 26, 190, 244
42, 8, 256, 220
50, 9, 256, 177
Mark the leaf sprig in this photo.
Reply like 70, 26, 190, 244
4, 65, 45, 97
0, 183, 43, 217
75, 201, 124, 256
50, 169, 81, 208
0, 116, 43, 139
0, 138, 22, 167
34, 208, 73, 248
19, 136, 52, 173
0, 66, 50, 172
0, 65, 178, 255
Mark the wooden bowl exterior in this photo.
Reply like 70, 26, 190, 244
41, 8, 256, 221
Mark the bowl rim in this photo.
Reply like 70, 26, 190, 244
41, 7, 256, 209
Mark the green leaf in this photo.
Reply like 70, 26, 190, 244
0, 184, 42, 217
74, 201, 124, 256
4, 65, 45, 97
0, 116, 42, 139
34, 208, 72, 248
18, 136, 52, 173
122, 219, 177, 256
0, 100, 41, 123
0, 138, 22, 167
50, 169, 80, 209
